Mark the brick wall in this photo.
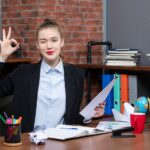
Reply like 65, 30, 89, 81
2, 0, 104, 105
2, 0, 104, 64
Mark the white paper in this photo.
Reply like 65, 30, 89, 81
80, 77, 117, 120
96, 121, 131, 132
112, 102, 135, 122
29, 130, 48, 145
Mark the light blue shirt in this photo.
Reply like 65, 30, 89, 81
34, 59, 66, 129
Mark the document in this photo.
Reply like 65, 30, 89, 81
96, 121, 131, 132
112, 102, 135, 122
45, 124, 109, 140
80, 77, 117, 120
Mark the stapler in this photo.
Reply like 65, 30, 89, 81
111, 127, 136, 138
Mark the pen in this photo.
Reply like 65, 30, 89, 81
3, 112, 8, 119
60, 127, 78, 130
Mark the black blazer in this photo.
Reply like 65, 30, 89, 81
0, 61, 85, 132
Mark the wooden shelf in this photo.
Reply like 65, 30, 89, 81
76, 63, 150, 103
6, 58, 31, 63
75, 64, 150, 72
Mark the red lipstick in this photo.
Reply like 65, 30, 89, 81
46, 51, 55, 55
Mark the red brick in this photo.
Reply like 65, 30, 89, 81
4, 0, 20, 5
5, 19, 23, 25
4, 12, 21, 18
66, 12, 83, 19
80, 1, 90, 7
18, 5, 37, 11
64, 26, 83, 31
21, 11, 38, 18
2, 6, 18, 12
38, 0, 56, 4
21, 0, 37, 4
38, 4, 57, 11
58, 0, 79, 6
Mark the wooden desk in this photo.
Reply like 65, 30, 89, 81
0, 120, 150, 150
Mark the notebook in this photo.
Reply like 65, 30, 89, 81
45, 124, 109, 140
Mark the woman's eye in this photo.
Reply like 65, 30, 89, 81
40, 41, 46, 43
52, 39, 57, 42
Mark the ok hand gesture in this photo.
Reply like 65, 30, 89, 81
0, 27, 19, 61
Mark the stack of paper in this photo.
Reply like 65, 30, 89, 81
96, 102, 134, 132
96, 121, 131, 132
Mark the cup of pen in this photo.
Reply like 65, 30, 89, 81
3, 116, 22, 146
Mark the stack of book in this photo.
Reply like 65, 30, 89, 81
146, 53, 150, 60
105, 49, 140, 66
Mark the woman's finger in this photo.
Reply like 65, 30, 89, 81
10, 39, 19, 49
6, 27, 11, 39
2, 29, 6, 40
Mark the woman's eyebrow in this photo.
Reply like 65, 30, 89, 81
39, 38, 46, 41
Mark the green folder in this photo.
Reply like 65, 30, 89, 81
113, 74, 121, 112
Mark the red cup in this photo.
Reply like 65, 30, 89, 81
130, 113, 146, 134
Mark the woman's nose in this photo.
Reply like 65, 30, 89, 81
47, 42, 52, 49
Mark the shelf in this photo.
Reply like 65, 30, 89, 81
75, 63, 150, 103
6, 58, 31, 63
75, 64, 150, 72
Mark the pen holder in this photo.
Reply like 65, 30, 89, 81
3, 123, 22, 146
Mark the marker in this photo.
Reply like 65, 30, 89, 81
17, 116, 22, 124
6, 118, 12, 124
0, 114, 6, 124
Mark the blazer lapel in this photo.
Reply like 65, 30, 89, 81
64, 63, 76, 122
29, 61, 41, 130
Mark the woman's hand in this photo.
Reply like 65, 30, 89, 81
0, 27, 19, 61
93, 102, 106, 118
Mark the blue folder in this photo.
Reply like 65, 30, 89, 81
102, 74, 114, 115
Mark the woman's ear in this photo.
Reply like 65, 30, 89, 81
36, 42, 40, 49
61, 38, 64, 47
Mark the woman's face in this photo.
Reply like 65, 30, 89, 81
36, 27, 64, 67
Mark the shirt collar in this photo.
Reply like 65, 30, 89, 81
41, 58, 64, 74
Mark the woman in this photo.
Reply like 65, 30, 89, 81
0, 19, 104, 133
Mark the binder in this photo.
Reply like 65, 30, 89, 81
113, 74, 121, 112
102, 74, 114, 115
128, 75, 137, 106
120, 74, 129, 113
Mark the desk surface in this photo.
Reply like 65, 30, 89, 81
0, 120, 150, 150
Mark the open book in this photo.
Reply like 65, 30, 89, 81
45, 124, 109, 140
